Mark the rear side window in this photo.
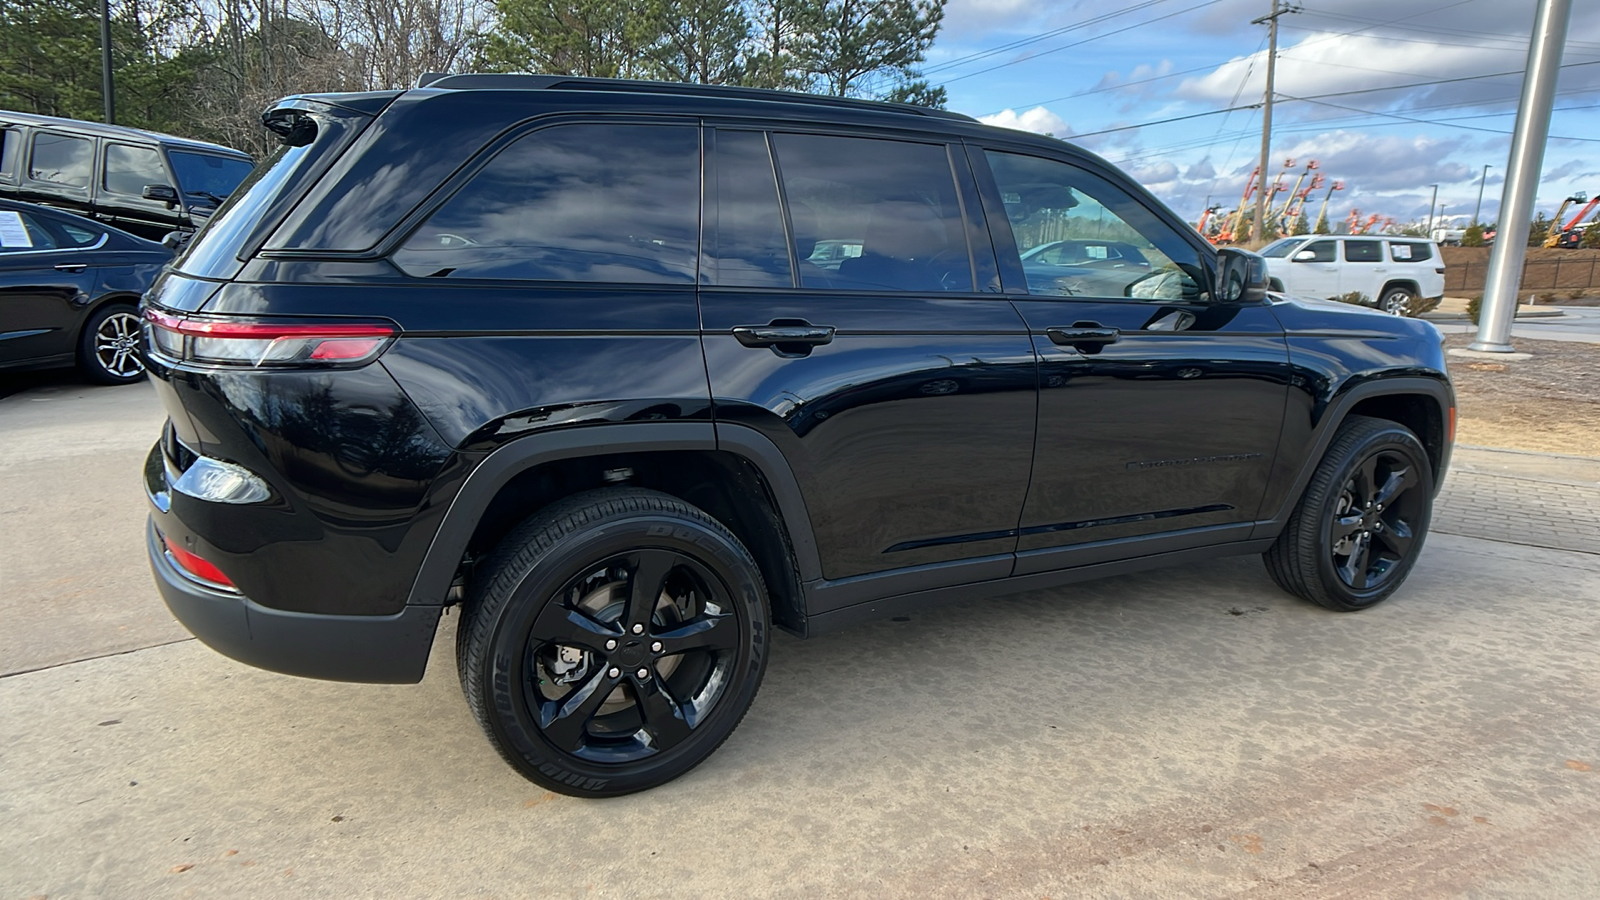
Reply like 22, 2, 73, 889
395, 123, 700, 283
709, 130, 792, 287
1344, 240, 1383, 262
30, 132, 93, 188
0, 129, 18, 177
0, 208, 100, 251
771, 133, 973, 292
104, 144, 166, 196
1388, 241, 1432, 262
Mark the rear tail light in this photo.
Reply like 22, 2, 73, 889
143, 308, 397, 368
163, 535, 237, 590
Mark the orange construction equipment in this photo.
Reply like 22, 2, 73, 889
1545, 192, 1588, 247
1315, 180, 1345, 231
1547, 192, 1599, 247
1274, 160, 1318, 222
1221, 168, 1259, 243
1345, 207, 1363, 233
1195, 204, 1222, 240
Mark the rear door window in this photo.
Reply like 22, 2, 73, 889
104, 144, 167, 196
1344, 240, 1383, 262
395, 122, 700, 283
708, 130, 793, 288
29, 132, 93, 188
770, 133, 973, 292
1388, 241, 1431, 262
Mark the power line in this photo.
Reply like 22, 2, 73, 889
1281, 93, 1600, 142
937, 0, 1227, 86
924, 0, 1175, 76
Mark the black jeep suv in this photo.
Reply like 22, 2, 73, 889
142, 77, 1453, 797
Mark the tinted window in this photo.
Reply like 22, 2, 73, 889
1298, 240, 1336, 262
0, 129, 18, 177
30, 132, 93, 188
1260, 238, 1305, 258
987, 150, 1204, 301
104, 144, 166, 196
395, 123, 700, 283
772, 133, 972, 292
0, 208, 68, 249
710, 131, 792, 287
1344, 240, 1383, 262
1389, 241, 1432, 262
168, 151, 253, 205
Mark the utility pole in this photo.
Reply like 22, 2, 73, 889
1427, 184, 1438, 234
100, 0, 114, 124
1468, 0, 1572, 354
1473, 165, 1492, 225
1250, 2, 1297, 245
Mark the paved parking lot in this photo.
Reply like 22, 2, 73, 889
3, 374, 1598, 899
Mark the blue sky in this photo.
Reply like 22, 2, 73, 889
927, 0, 1600, 232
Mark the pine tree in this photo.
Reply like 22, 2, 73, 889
795, 0, 943, 99
1313, 211, 1331, 234
650, 0, 752, 85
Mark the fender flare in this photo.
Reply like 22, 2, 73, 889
403, 420, 825, 606
1255, 374, 1453, 536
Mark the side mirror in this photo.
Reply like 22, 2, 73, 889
1215, 247, 1269, 304
143, 184, 179, 207
1293, 249, 1317, 261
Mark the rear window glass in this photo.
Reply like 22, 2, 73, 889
104, 144, 166, 196
395, 123, 700, 283
1344, 240, 1383, 262
30, 132, 93, 188
773, 133, 972, 292
1389, 241, 1432, 262
709, 130, 792, 288
0, 129, 18, 177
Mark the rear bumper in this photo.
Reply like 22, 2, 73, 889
147, 518, 440, 683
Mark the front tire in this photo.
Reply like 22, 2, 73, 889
458, 488, 770, 796
1264, 416, 1434, 611
79, 303, 147, 384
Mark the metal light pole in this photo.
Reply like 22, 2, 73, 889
1427, 184, 1438, 234
100, 0, 115, 124
1470, 0, 1571, 354
1472, 165, 1492, 226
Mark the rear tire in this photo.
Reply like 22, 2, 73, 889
1264, 415, 1434, 611
457, 487, 769, 797
1378, 286, 1414, 316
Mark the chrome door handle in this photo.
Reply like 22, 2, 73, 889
54, 263, 87, 272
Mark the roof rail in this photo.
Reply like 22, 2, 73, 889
418, 74, 977, 122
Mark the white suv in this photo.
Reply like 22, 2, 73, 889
1259, 236, 1445, 315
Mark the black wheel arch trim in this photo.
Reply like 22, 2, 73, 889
1254, 375, 1453, 540
404, 421, 826, 608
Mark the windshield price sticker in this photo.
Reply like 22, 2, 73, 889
0, 210, 33, 248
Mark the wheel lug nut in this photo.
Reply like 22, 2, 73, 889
631, 624, 644, 635
636, 667, 649, 679
605, 639, 617, 650
651, 641, 663, 653
608, 667, 620, 678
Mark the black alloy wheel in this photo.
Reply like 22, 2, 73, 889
458, 488, 769, 796
80, 304, 147, 384
1265, 415, 1435, 611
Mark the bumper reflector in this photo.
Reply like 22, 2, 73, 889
163, 536, 236, 589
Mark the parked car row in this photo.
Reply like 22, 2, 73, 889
1, 111, 253, 242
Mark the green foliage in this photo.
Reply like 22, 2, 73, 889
1583, 225, 1600, 249
795, 0, 943, 98
1313, 212, 1331, 235
1290, 211, 1309, 236
1467, 295, 1482, 325
483, 0, 657, 77
1398, 223, 1427, 237
1528, 212, 1551, 248
1461, 223, 1486, 247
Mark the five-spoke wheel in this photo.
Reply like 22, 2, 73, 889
1265, 415, 1435, 610
458, 488, 768, 796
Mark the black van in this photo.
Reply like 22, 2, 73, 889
0, 112, 254, 241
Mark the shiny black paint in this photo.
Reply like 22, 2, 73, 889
1010, 297, 1291, 562
140, 81, 1454, 682
701, 289, 1036, 579
0, 199, 170, 370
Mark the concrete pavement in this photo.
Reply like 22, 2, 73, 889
3, 372, 1599, 899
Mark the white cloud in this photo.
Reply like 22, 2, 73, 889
979, 106, 1071, 136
